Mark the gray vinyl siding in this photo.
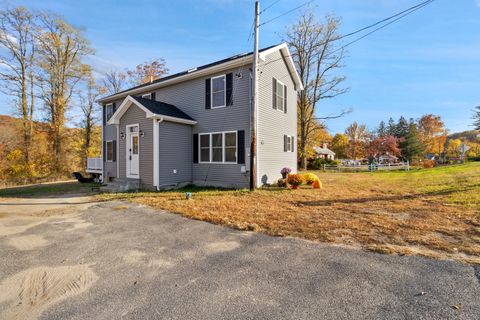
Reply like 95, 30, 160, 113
118, 104, 154, 187
102, 97, 123, 180
151, 66, 251, 189
257, 50, 298, 185
103, 124, 117, 179
158, 121, 192, 185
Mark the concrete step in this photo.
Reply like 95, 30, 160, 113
101, 178, 140, 193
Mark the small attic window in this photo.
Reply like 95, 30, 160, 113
142, 93, 152, 100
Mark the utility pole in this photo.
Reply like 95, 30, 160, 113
250, 0, 260, 191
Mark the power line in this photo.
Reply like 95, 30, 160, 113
260, 0, 281, 14
259, 0, 315, 26
340, 0, 434, 40
259, 0, 436, 69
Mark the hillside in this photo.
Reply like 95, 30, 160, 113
448, 129, 480, 142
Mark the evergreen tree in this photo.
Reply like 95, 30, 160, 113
396, 116, 409, 138
473, 106, 480, 130
400, 123, 425, 161
387, 117, 396, 136
377, 121, 386, 137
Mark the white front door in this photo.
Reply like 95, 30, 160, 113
127, 125, 140, 178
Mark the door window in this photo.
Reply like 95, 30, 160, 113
132, 136, 139, 154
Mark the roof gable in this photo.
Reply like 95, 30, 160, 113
99, 43, 303, 104
107, 95, 196, 126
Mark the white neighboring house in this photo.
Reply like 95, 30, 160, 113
314, 143, 335, 160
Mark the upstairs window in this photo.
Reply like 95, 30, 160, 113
142, 93, 152, 100
275, 79, 286, 112
211, 75, 226, 108
106, 103, 114, 121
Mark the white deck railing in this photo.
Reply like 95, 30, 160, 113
86, 157, 102, 173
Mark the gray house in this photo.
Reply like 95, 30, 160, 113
97, 43, 303, 190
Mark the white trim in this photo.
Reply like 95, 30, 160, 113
126, 124, 140, 179
198, 131, 238, 164
116, 124, 120, 177
153, 119, 160, 189
105, 140, 114, 162
107, 95, 197, 126
210, 74, 226, 109
98, 43, 303, 104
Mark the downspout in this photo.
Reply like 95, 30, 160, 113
153, 117, 163, 191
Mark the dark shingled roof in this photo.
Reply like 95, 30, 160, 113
131, 96, 195, 121
102, 44, 280, 100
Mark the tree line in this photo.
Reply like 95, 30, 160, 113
327, 114, 480, 163
0, 6, 168, 185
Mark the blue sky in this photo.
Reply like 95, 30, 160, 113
2, 0, 479, 134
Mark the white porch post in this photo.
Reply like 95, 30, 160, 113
153, 119, 160, 189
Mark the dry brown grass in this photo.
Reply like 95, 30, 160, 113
98, 163, 480, 264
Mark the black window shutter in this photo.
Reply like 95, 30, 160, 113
103, 141, 106, 161
291, 136, 294, 152
112, 140, 117, 162
151, 92, 156, 101
103, 105, 106, 125
193, 134, 199, 163
226, 73, 233, 106
205, 78, 211, 109
284, 134, 287, 152
272, 78, 277, 109
284, 84, 287, 114
237, 130, 245, 164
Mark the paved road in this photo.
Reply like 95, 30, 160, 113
0, 198, 479, 319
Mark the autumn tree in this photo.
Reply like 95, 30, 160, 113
330, 133, 349, 159
0, 6, 36, 164
78, 76, 103, 167
102, 69, 126, 94
473, 106, 480, 130
417, 114, 447, 156
367, 135, 400, 159
286, 10, 349, 170
445, 139, 462, 158
345, 122, 369, 160
36, 13, 93, 175
127, 58, 168, 86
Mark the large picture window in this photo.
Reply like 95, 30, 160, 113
211, 75, 226, 108
199, 131, 237, 163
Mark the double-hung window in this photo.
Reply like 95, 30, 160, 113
106, 141, 114, 161
284, 135, 294, 152
106, 103, 114, 121
199, 131, 237, 163
211, 75, 226, 108
200, 134, 210, 162
275, 79, 286, 112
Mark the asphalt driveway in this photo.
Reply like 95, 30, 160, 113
0, 196, 479, 319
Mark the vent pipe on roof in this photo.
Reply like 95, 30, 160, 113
150, 75, 153, 83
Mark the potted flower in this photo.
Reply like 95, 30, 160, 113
280, 167, 292, 179
287, 173, 305, 189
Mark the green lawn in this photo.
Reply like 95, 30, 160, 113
0, 181, 100, 198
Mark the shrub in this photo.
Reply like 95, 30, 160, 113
423, 159, 436, 168
287, 173, 305, 187
307, 158, 340, 170
303, 172, 319, 185
277, 178, 287, 188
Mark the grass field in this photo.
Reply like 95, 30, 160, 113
98, 163, 480, 264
